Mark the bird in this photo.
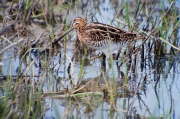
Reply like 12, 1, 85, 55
53, 17, 145, 58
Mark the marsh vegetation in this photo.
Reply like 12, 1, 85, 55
0, 0, 180, 118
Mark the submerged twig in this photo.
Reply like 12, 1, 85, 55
43, 92, 103, 99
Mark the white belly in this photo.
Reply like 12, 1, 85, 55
87, 40, 129, 58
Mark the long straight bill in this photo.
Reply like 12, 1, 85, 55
53, 27, 74, 44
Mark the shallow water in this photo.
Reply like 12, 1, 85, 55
44, 0, 180, 118
0, 0, 180, 118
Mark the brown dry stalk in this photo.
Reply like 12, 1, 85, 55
0, 38, 24, 55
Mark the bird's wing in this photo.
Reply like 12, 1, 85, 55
84, 22, 138, 44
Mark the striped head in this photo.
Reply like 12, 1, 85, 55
70, 17, 87, 30
56, 17, 87, 41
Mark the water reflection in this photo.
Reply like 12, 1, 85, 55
43, 0, 180, 118
0, 0, 180, 118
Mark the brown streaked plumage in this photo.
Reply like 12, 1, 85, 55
54, 17, 145, 58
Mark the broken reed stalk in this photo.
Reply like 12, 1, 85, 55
0, 38, 24, 55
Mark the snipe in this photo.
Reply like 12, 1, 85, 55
54, 17, 145, 58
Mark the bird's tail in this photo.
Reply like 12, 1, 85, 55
136, 35, 146, 40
